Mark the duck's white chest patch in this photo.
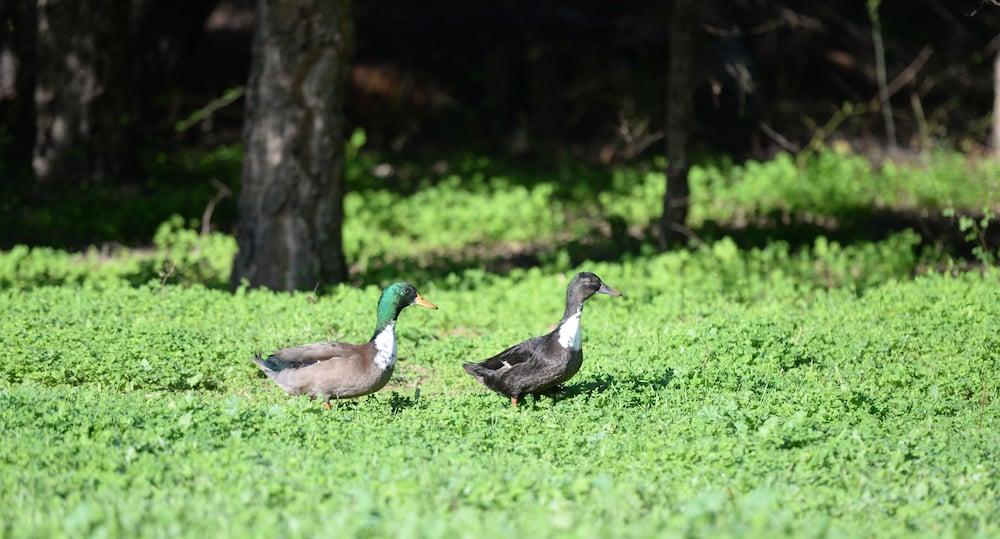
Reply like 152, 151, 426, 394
557, 309, 583, 350
373, 322, 397, 369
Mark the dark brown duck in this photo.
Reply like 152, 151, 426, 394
463, 272, 621, 406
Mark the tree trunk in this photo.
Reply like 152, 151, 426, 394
0, 0, 37, 181
231, 0, 352, 291
993, 48, 1000, 160
32, 0, 137, 186
659, 0, 698, 249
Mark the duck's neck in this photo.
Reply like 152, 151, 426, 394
372, 292, 403, 338
371, 299, 400, 369
371, 321, 397, 370
562, 292, 585, 321
557, 302, 584, 351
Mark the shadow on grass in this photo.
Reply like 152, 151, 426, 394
349, 216, 649, 287
542, 369, 675, 404
697, 207, 996, 253
4, 197, 995, 293
388, 389, 422, 414
0, 153, 614, 251
350, 207, 1000, 288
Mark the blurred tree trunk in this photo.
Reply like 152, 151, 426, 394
32, 0, 137, 185
993, 48, 1000, 159
231, 0, 351, 291
0, 0, 37, 182
659, 0, 698, 248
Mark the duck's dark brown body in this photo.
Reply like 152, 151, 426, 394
462, 272, 620, 406
463, 334, 583, 401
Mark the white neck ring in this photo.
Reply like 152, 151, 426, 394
373, 322, 397, 369
557, 307, 583, 350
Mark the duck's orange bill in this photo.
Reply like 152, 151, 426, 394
413, 294, 438, 309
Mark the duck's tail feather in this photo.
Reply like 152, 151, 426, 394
462, 362, 488, 383
252, 351, 278, 377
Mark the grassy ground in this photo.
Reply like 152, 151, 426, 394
1, 149, 999, 537
2, 244, 999, 538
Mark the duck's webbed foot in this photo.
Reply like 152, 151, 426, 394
510, 395, 520, 407
323, 397, 332, 410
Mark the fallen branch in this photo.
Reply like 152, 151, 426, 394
201, 178, 233, 236
883, 45, 934, 100
175, 87, 246, 133
759, 122, 800, 153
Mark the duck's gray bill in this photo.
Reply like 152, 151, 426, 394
598, 283, 622, 297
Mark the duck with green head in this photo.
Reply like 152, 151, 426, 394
253, 283, 437, 409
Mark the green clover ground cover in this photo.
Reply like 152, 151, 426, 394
2, 243, 999, 538
3, 149, 998, 290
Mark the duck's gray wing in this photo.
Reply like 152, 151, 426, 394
254, 342, 363, 373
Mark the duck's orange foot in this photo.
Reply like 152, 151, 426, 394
510, 396, 520, 407
323, 399, 332, 410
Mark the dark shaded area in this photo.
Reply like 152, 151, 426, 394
0, 0, 998, 255
389, 389, 422, 414
349, 0, 999, 158
546, 369, 676, 403
351, 206, 1000, 287
4, 1, 998, 163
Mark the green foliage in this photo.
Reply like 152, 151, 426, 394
0, 223, 931, 299
2, 149, 999, 535
690, 149, 1000, 225
345, 175, 568, 274
340, 148, 999, 277
0, 244, 145, 289
340, 148, 998, 280
944, 206, 999, 267
1, 147, 996, 299
0, 145, 243, 247
1, 247, 998, 537
7, 147, 998, 261
672, 230, 925, 299
150, 216, 237, 287
0, 217, 236, 289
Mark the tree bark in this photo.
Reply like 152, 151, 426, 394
0, 0, 37, 181
993, 48, 1000, 160
659, 0, 698, 249
231, 0, 352, 291
32, 0, 137, 186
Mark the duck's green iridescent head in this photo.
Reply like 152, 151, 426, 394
373, 282, 436, 335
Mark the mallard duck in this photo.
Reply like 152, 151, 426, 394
462, 272, 621, 407
253, 283, 437, 409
